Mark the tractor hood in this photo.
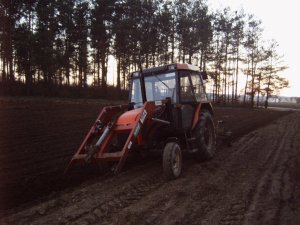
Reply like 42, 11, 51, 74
116, 108, 143, 126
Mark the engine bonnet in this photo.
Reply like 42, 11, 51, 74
116, 108, 143, 126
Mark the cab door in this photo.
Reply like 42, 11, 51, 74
179, 71, 197, 130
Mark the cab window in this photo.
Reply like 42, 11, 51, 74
180, 72, 195, 102
144, 72, 177, 103
130, 78, 143, 108
190, 72, 207, 101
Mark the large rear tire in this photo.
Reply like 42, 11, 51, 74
193, 110, 216, 161
163, 142, 182, 180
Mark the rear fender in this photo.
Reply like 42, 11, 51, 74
191, 102, 214, 130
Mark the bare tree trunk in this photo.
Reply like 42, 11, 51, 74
171, 17, 175, 63
265, 67, 272, 109
232, 75, 234, 103
122, 68, 126, 90
8, 13, 14, 82
117, 57, 121, 90
224, 40, 228, 104
250, 74, 255, 107
152, 53, 155, 66
92, 59, 95, 86
256, 72, 261, 107
199, 49, 203, 71
2, 57, 6, 82
145, 53, 149, 68
227, 55, 231, 104
101, 55, 107, 88
217, 71, 221, 103
264, 76, 271, 109
250, 51, 255, 107
235, 41, 240, 102
188, 53, 192, 64
243, 60, 250, 105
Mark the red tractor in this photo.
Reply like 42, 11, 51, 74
66, 63, 216, 179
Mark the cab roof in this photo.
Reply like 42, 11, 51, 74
130, 63, 200, 78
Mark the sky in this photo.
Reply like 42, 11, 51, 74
208, 0, 300, 97
107, 0, 300, 97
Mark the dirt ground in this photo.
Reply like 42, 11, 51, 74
0, 98, 299, 224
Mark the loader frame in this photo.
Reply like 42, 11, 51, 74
66, 63, 215, 177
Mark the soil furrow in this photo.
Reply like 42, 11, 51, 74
242, 113, 299, 225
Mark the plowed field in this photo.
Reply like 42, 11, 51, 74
1, 98, 299, 225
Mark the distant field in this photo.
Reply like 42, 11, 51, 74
268, 102, 300, 109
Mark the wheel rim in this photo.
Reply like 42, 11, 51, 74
172, 148, 181, 175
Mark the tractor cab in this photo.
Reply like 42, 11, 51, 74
130, 64, 208, 106
129, 64, 212, 130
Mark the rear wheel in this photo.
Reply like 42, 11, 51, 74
163, 142, 182, 180
193, 110, 216, 161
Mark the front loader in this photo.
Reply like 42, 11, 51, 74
66, 63, 216, 179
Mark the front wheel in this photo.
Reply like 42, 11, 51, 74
163, 142, 182, 180
193, 110, 216, 161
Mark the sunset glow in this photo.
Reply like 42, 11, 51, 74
209, 0, 300, 96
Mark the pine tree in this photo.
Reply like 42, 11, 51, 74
0, 0, 23, 82
243, 15, 263, 107
91, 0, 115, 88
35, 0, 60, 85
261, 40, 288, 108
74, 0, 89, 88
57, 0, 76, 86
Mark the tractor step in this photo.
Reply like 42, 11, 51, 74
101, 151, 123, 160
189, 148, 198, 153
186, 137, 196, 142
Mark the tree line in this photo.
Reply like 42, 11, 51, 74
0, 0, 288, 107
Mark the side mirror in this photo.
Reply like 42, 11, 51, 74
200, 71, 208, 80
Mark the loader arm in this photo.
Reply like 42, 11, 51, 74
64, 104, 128, 173
65, 101, 160, 174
